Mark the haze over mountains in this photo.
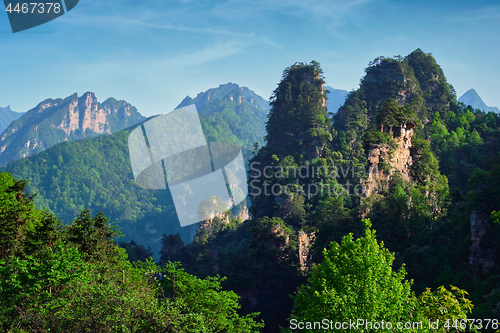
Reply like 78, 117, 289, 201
160, 50, 500, 331
325, 86, 349, 113
177, 82, 270, 114
459, 88, 500, 113
0, 106, 24, 135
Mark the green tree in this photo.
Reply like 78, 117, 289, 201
288, 219, 414, 332
468, 129, 484, 146
0, 172, 263, 332
159, 262, 264, 332
66, 209, 120, 262
286, 219, 476, 332
0, 172, 41, 259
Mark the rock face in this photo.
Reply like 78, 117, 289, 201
359, 58, 421, 122
470, 210, 496, 274
0, 92, 145, 166
298, 230, 315, 272
363, 123, 415, 197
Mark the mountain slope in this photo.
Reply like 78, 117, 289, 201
0, 106, 24, 135
192, 83, 269, 158
1, 83, 270, 259
0, 92, 146, 166
176, 82, 270, 114
458, 88, 500, 113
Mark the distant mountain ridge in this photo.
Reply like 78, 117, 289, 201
176, 82, 270, 115
325, 86, 349, 113
0, 92, 146, 166
459, 89, 499, 113
0, 106, 25, 135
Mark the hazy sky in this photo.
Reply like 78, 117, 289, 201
1, 0, 499, 117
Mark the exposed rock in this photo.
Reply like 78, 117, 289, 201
237, 204, 250, 221
0, 92, 145, 166
362, 123, 415, 197
0, 106, 25, 135
298, 230, 315, 272
266, 222, 289, 252
470, 210, 496, 274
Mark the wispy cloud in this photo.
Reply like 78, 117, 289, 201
59, 2, 283, 51
72, 39, 251, 78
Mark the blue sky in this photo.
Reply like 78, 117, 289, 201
1, 0, 499, 117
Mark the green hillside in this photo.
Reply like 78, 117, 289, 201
0, 172, 264, 332
1, 83, 270, 259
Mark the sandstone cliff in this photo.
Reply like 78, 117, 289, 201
0, 92, 145, 166
363, 123, 416, 197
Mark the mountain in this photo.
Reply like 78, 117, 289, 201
2, 56, 500, 330
0, 106, 24, 135
458, 88, 500, 113
324, 86, 349, 113
0, 92, 146, 166
184, 82, 270, 158
164, 51, 500, 331
1, 83, 270, 259
176, 82, 270, 114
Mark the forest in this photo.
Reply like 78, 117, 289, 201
1, 83, 269, 257
1, 49, 500, 332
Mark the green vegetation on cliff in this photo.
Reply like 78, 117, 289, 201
165, 51, 500, 331
2, 51, 500, 332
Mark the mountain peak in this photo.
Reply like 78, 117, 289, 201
175, 83, 270, 115
458, 89, 499, 113
0, 92, 145, 166
324, 86, 349, 113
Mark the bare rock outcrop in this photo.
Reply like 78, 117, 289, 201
298, 230, 315, 272
0, 92, 145, 166
362, 123, 415, 197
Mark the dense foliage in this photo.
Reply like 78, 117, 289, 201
1, 50, 500, 332
287, 219, 476, 333
0, 171, 264, 332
